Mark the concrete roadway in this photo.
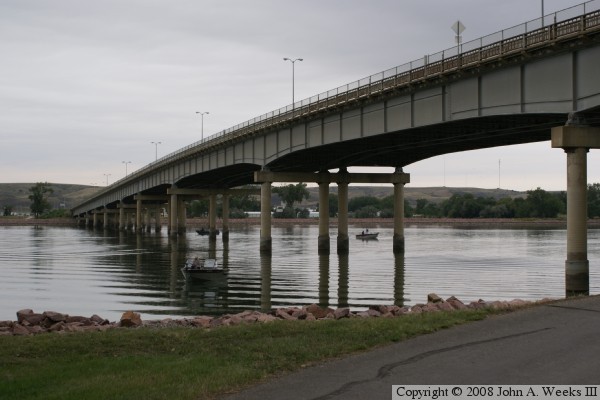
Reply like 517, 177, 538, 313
221, 296, 600, 400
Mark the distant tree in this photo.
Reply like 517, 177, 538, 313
525, 187, 564, 218
188, 199, 208, 217
355, 205, 378, 218
588, 183, 600, 218
272, 183, 309, 210
3, 205, 12, 216
348, 196, 379, 212
328, 193, 339, 217
28, 182, 53, 217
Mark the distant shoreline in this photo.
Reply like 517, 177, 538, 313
3, 216, 599, 228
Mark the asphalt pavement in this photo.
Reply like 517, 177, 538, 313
220, 295, 600, 400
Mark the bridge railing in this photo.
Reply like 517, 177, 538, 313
98, 0, 600, 200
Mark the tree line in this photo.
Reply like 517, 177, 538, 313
9, 182, 600, 220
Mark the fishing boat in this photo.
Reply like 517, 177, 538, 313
196, 228, 220, 236
356, 231, 379, 240
181, 258, 226, 280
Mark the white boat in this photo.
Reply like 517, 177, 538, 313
181, 258, 226, 280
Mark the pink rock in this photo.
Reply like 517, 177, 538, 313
119, 311, 142, 327
192, 316, 213, 328
427, 293, 443, 303
436, 302, 455, 312
256, 314, 277, 323
367, 309, 381, 317
12, 324, 30, 336
291, 309, 308, 320
305, 304, 332, 319
43, 311, 68, 323
333, 308, 350, 319
275, 308, 296, 320
16, 309, 34, 323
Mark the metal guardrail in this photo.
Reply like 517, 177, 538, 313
91, 0, 600, 202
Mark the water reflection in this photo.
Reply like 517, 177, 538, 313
0, 225, 599, 321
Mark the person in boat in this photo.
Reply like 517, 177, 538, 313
192, 257, 200, 269
361, 230, 365, 235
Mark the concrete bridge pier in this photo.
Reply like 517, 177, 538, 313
260, 181, 272, 253
393, 169, 407, 254
209, 194, 218, 241
145, 209, 152, 232
103, 208, 109, 230
155, 207, 162, 232
318, 179, 330, 254
169, 193, 178, 236
135, 198, 142, 233
93, 212, 99, 228
336, 171, 350, 254
222, 194, 230, 241
552, 121, 600, 296
177, 199, 186, 234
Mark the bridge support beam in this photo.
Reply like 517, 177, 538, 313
222, 194, 230, 241
136, 198, 142, 233
318, 178, 330, 254
336, 170, 350, 254
169, 193, 178, 236
209, 194, 217, 241
552, 123, 600, 297
393, 168, 406, 254
260, 181, 272, 252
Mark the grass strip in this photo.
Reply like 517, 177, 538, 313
0, 309, 493, 400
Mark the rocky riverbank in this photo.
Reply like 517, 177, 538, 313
0, 294, 553, 336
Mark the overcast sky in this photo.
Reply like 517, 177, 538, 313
1, 0, 597, 191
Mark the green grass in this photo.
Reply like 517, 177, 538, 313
0, 309, 493, 400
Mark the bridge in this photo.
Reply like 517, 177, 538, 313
72, 1, 600, 296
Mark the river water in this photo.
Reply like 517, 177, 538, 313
1, 224, 599, 321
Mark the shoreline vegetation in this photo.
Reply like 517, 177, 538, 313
0, 296, 552, 400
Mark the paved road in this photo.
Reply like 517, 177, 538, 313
221, 296, 600, 400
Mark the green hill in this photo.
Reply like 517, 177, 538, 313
0, 183, 102, 215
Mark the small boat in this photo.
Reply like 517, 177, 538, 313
181, 258, 226, 280
196, 228, 220, 236
356, 232, 379, 240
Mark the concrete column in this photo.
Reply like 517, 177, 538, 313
145, 209, 151, 232
260, 181, 272, 252
169, 194, 178, 236
393, 181, 405, 253
565, 147, 589, 295
103, 209, 108, 230
222, 193, 230, 241
318, 181, 330, 254
552, 122, 600, 296
336, 178, 349, 254
155, 206, 162, 232
209, 193, 217, 241
93, 212, 98, 228
177, 199, 186, 234
136, 198, 142, 232
119, 202, 125, 231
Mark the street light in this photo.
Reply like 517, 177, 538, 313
195, 111, 209, 140
122, 161, 132, 176
283, 57, 303, 106
151, 141, 161, 161
103, 173, 111, 186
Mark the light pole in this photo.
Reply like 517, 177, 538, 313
283, 57, 303, 106
103, 173, 111, 186
195, 111, 209, 140
151, 141, 161, 161
122, 161, 132, 177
